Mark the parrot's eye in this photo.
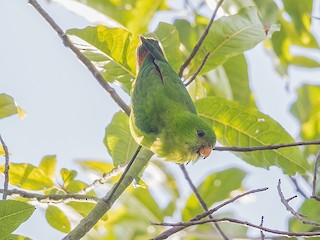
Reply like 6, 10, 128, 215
197, 130, 205, 138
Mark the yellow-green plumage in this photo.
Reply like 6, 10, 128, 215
129, 37, 216, 163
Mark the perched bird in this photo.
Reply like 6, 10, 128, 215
129, 37, 216, 164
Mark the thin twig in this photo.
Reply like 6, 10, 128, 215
0, 135, 9, 200
151, 217, 320, 238
152, 187, 268, 240
312, 149, 320, 201
77, 164, 126, 194
179, 165, 229, 240
28, 0, 131, 116
289, 176, 308, 199
277, 179, 320, 227
184, 52, 210, 86
102, 145, 142, 203
179, 0, 224, 77
260, 216, 265, 240
214, 140, 320, 152
0, 188, 99, 203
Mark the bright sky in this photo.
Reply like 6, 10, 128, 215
1, 0, 319, 239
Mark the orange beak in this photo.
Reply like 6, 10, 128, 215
199, 146, 212, 159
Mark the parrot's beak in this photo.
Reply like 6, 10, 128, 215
199, 145, 212, 159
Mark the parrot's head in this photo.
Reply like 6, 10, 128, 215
157, 112, 216, 163
183, 114, 216, 161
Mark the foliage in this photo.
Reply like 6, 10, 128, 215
1, 0, 320, 239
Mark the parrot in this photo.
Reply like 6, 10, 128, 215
129, 37, 216, 164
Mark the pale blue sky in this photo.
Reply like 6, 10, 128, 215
1, 0, 319, 239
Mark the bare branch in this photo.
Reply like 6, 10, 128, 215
277, 179, 320, 227
214, 140, 320, 152
151, 217, 320, 238
179, 165, 229, 240
0, 135, 10, 200
312, 149, 320, 201
184, 52, 210, 86
102, 145, 142, 202
77, 164, 126, 194
260, 216, 265, 240
28, 0, 131, 116
0, 188, 99, 203
152, 187, 268, 240
289, 176, 308, 199
179, 0, 224, 77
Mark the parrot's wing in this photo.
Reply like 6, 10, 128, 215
131, 37, 197, 135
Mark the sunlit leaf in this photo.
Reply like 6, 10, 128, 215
182, 168, 245, 221
290, 84, 320, 140
77, 160, 114, 174
104, 111, 139, 166
39, 155, 57, 181
146, 22, 183, 72
0, 163, 54, 190
0, 94, 17, 119
46, 206, 70, 233
67, 26, 139, 92
60, 168, 77, 187
196, 97, 309, 175
71, 0, 167, 34
290, 56, 320, 68
0, 200, 35, 237
188, 7, 275, 76
0, 234, 32, 240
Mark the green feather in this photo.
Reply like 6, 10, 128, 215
130, 37, 216, 163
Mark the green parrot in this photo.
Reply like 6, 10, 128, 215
129, 37, 216, 164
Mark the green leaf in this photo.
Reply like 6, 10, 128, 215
0, 234, 32, 240
60, 168, 77, 187
290, 56, 320, 68
39, 155, 57, 181
67, 26, 139, 92
188, 7, 273, 76
289, 198, 320, 232
253, 0, 279, 24
104, 111, 139, 166
290, 84, 320, 140
146, 22, 183, 72
0, 94, 26, 120
222, 54, 256, 107
0, 163, 53, 190
174, 19, 198, 53
0, 200, 35, 237
77, 160, 114, 174
72, 0, 167, 34
195, 97, 309, 175
182, 168, 245, 221
46, 206, 70, 233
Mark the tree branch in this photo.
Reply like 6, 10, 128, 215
277, 179, 320, 226
77, 164, 126, 194
184, 52, 210, 86
151, 217, 320, 238
0, 188, 99, 203
152, 187, 268, 240
28, 0, 130, 116
179, 0, 224, 77
312, 149, 320, 201
179, 165, 229, 240
0, 134, 10, 200
63, 146, 152, 240
214, 140, 320, 152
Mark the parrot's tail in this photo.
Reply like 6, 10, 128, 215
136, 37, 164, 71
